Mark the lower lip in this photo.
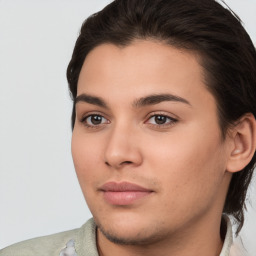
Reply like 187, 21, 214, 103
103, 191, 152, 205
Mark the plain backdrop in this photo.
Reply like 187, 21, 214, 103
0, 0, 256, 253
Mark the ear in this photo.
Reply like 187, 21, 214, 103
226, 113, 256, 173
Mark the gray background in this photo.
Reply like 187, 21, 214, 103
0, 0, 255, 253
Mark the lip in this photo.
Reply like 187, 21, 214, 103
99, 182, 153, 205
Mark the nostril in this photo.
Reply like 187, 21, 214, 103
122, 161, 133, 165
104, 160, 133, 167
105, 161, 111, 166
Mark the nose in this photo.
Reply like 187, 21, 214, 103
104, 124, 143, 169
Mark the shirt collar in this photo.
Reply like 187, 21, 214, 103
219, 215, 233, 256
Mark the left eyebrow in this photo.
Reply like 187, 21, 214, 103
75, 93, 109, 109
133, 93, 191, 108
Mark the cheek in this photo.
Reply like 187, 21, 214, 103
71, 131, 103, 189
144, 127, 226, 207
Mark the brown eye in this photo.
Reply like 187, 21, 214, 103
147, 114, 177, 127
84, 114, 108, 126
154, 115, 167, 125
90, 115, 103, 125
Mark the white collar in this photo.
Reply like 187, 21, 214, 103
219, 216, 233, 256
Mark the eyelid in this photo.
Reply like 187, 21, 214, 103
79, 110, 109, 121
144, 111, 178, 127
145, 111, 178, 121
80, 111, 110, 128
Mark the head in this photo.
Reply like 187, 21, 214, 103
67, 0, 256, 238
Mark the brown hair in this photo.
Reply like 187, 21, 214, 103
67, 0, 256, 234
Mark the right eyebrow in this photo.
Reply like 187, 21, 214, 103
75, 93, 109, 109
133, 93, 191, 108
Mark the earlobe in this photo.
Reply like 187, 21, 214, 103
226, 113, 256, 173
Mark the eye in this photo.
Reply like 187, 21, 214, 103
146, 114, 177, 126
82, 114, 109, 127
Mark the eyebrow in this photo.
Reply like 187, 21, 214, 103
75, 94, 109, 109
75, 93, 191, 108
133, 93, 191, 108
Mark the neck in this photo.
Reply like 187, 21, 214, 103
97, 213, 225, 256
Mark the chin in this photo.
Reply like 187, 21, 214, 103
97, 223, 166, 246
95, 214, 168, 246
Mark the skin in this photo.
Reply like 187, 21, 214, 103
72, 40, 236, 256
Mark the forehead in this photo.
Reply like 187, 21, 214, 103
77, 40, 216, 112
79, 40, 203, 86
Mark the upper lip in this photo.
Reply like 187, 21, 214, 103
100, 182, 152, 192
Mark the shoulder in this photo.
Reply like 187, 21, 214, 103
0, 229, 79, 256
0, 218, 97, 256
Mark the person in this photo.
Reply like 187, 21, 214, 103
1, 0, 256, 255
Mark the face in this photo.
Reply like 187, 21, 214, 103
72, 40, 231, 245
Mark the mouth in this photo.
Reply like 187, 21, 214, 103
99, 181, 153, 206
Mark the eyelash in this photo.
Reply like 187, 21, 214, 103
80, 114, 109, 129
80, 113, 178, 129
146, 113, 178, 128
